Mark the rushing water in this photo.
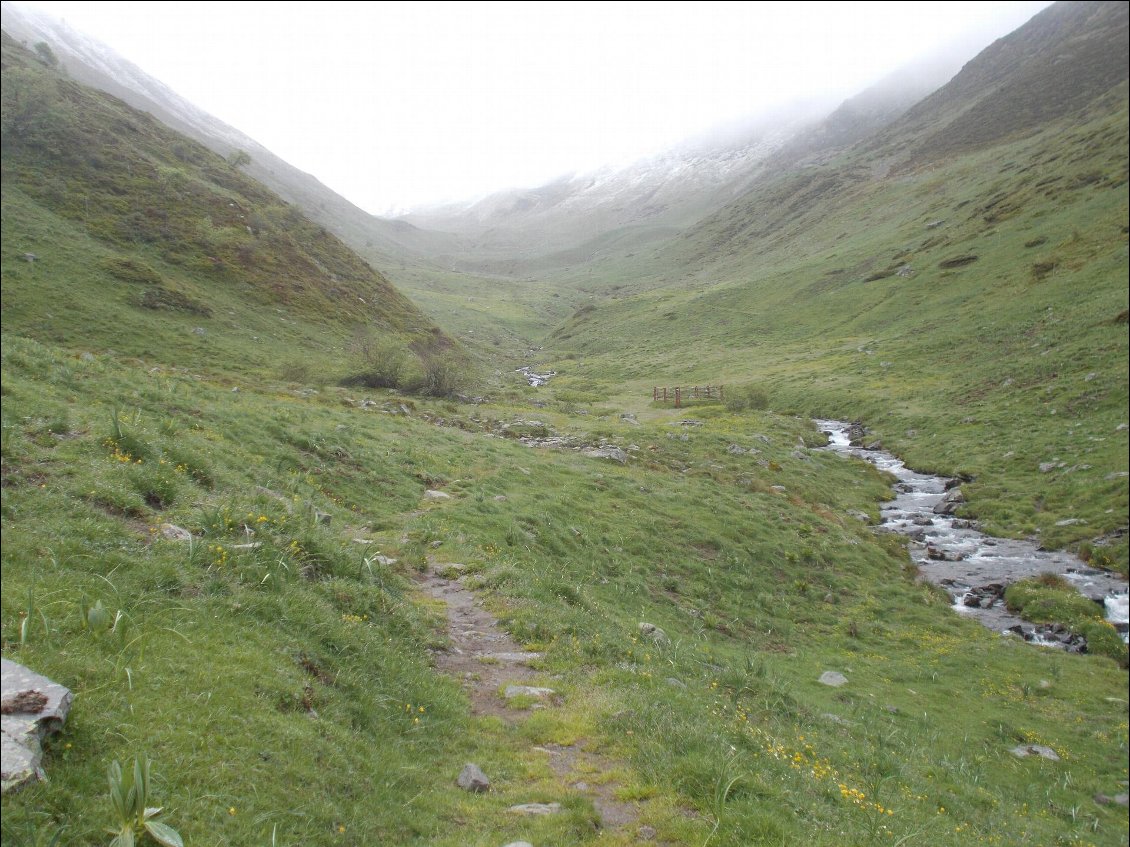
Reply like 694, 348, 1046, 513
816, 420, 1129, 646
516, 366, 555, 387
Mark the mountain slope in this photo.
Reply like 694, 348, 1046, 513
0, 1, 460, 269
879, 0, 1129, 163
540, 0, 1129, 569
1, 30, 447, 379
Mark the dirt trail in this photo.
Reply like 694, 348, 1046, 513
416, 558, 643, 836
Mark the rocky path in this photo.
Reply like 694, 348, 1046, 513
416, 558, 646, 841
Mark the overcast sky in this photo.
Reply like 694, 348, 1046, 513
19, 1, 1052, 214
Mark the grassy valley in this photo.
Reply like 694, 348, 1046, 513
2, 4, 1129, 847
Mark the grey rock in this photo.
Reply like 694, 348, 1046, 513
1038, 461, 1063, 473
159, 523, 193, 541
1054, 518, 1086, 527
638, 824, 658, 840
79, 352, 95, 362
1010, 744, 1060, 762
585, 447, 628, 464
895, 264, 914, 277
456, 763, 491, 793
433, 562, 466, 578
22, 252, 38, 262
1, 659, 73, 793
191, 326, 206, 336
638, 622, 668, 645
819, 671, 848, 688
502, 842, 535, 847
932, 488, 964, 516
503, 685, 556, 701
507, 802, 562, 816
314, 510, 332, 526
726, 444, 747, 455
665, 677, 687, 689
423, 489, 451, 500
486, 652, 542, 664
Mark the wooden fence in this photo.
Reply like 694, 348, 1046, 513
652, 385, 725, 408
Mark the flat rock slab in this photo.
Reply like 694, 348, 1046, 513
508, 802, 562, 815
1011, 744, 1060, 761
485, 652, 542, 665
1, 659, 73, 793
504, 685, 556, 700
819, 671, 849, 687
423, 489, 452, 500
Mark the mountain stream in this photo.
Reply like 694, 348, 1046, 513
816, 420, 1129, 649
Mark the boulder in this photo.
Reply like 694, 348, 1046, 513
456, 763, 491, 793
423, 489, 451, 501
819, 671, 848, 688
933, 488, 964, 515
584, 447, 628, 464
638, 622, 668, 645
1, 659, 73, 793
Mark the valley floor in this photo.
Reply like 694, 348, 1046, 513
2, 335, 1127, 846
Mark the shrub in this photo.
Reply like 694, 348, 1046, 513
725, 384, 770, 412
343, 333, 411, 389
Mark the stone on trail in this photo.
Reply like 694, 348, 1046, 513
503, 685, 556, 701
456, 763, 491, 793
1, 659, 73, 793
819, 671, 848, 688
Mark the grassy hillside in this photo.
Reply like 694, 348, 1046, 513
1, 31, 446, 382
2, 335, 1128, 846
2, 6, 1129, 847
537, 7, 1129, 573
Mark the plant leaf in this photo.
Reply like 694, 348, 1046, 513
143, 806, 164, 820
144, 821, 184, 847
108, 762, 127, 820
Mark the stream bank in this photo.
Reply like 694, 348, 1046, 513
816, 420, 1129, 649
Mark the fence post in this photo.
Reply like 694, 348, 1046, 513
675, 387, 681, 408
653, 387, 658, 402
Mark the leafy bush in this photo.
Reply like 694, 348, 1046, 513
343, 333, 413, 389
725, 384, 770, 412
